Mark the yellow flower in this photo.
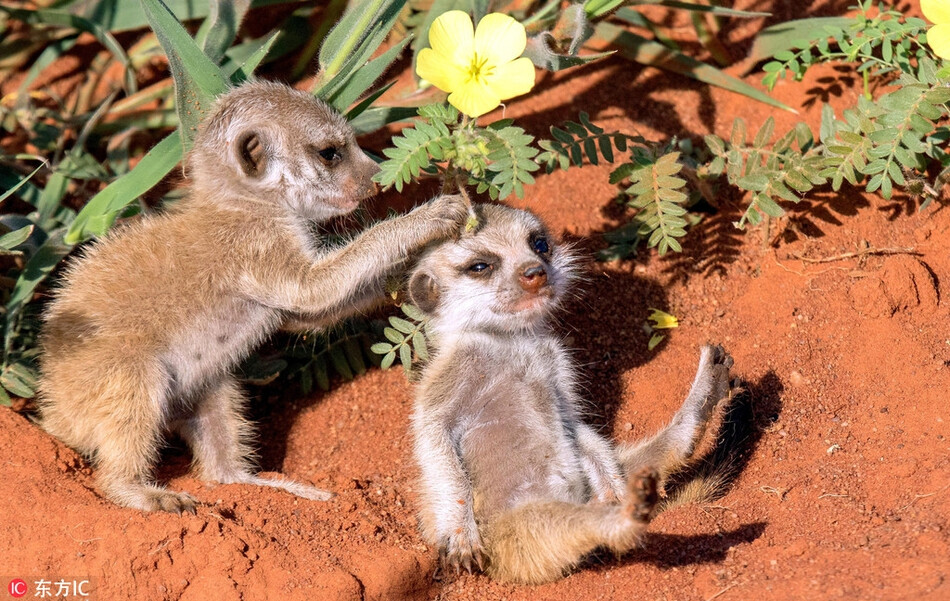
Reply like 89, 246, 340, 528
647, 308, 679, 329
416, 10, 536, 118
922, 0, 950, 58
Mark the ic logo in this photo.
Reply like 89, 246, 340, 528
8, 579, 27, 598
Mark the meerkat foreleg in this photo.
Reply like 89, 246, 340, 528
242, 195, 468, 318
481, 468, 659, 585
573, 422, 627, 502
413, 421, 485, 573
618, 344, 734, 479
174, 376, 333, 501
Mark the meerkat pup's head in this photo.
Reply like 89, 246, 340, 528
408, 203, 578, 335
188, 81, 380, 221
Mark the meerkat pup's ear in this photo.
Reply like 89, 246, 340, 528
236, 131, 268, 177
408, 269, 440, 314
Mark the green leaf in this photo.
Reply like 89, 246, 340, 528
228, 31, 279, 83
401, 303, 426, 321
383, 327, 403, 344
649, 1, 769, 18
755, 193, 785, 218
412, 331, 428, 362
737, 174, 769, 192
0, 363, 36, 398
317, 0, 407, 88
594, 22, 794, 112
65, 0, 294, 33
313, 356, 330, 391
66, 133, 182, 243
399, 343, 412, 375
753, 117, 775, 149
371, 343, 394, 355
0, 159, 47, 206
389, 316, 415, 334
299, 362, 313, 394
380, 351, 396, 370
141, 0, 229, 150
0, 226, 34, 251
648, 332, 665, 351
5, 230, 72, 345
196, 0, 251, 64
343, 338, 367, 376
746, 17, 851, 66
323, 36, 411, 112
329, 345, 354, 380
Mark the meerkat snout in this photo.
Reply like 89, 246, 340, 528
517, 263, 547, 294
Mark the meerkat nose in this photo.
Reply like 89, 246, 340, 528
518, 264, 547, 293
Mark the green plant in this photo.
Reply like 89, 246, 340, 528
369, 303, 430, 377
601, 0, 950, 258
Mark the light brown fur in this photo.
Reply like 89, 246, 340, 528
407, 204, 735, 584
38, 81, 469, 513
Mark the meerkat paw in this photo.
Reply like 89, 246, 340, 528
438, 530, 488, 576
109, 484, 198, 514
691, 344, 735, 421
625, 467, 659, 523
421, 194, 471, 238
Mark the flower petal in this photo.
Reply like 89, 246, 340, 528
928, 22, 950, 58
448, 80, 500, 118
474, 13, 527, 66
922, 0, 950, 25
648, 308, 679, 329
427, 10, 475, 68
416, 48, 467, 92
485, 56, 535, 101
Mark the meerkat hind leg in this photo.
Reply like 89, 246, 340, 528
482, 469, 659, 585
619, 344, 734, 478
176, 377, 333, 502
93, 374, 198, 514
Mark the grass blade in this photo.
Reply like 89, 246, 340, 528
594, 21, 794, 112
141, 0, 229, 150
325, 36, 410, 112
65, 133, 181, 243
195, 0, 251, 64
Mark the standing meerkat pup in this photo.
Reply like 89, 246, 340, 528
38, 81, 470, 513
406, 203, 735, 584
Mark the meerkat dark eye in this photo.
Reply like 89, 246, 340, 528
315, 146, 342, 165
531, 236, 550, 255
467, 262, 493, 275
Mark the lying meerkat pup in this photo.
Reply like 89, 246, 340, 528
38, 81, 470, 513
406, 203, 735, 584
